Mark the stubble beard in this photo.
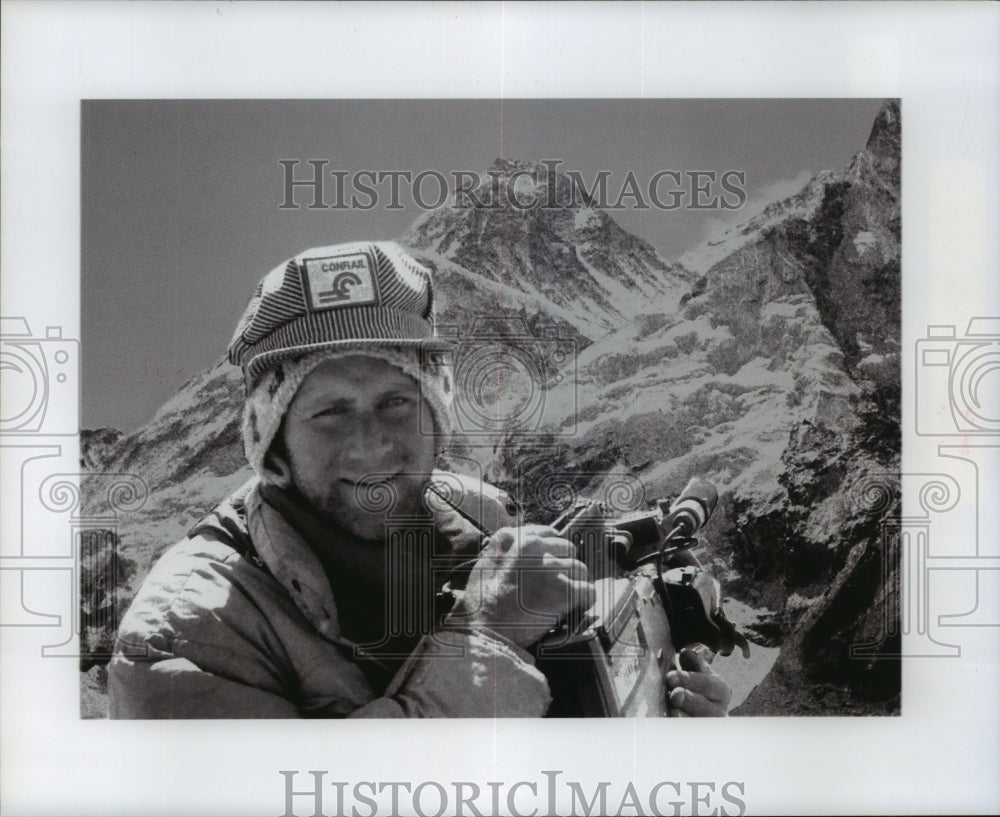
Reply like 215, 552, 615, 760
307, 474, 432, 543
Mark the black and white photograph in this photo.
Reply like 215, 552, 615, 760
1, 3, 997, 816
77, 98, 901, 722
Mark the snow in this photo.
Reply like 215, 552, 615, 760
761, 294, 813, 321
409, 247, 611, 339
720, 356, 795, 391
574, 207, 602, 231
677, 171, 834, 275
511, 173, 542, 202
857, 351, 890, 369
853, 230, 877, 255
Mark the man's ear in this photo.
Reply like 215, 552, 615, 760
434, 430, 453, 461
262, 426, 293, 488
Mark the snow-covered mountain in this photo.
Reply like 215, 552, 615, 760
81, 101, 901, 717
505, 101, 900, 507
493, 101, 902, 714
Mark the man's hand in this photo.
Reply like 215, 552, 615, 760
444, 525, 595, 648
666, 645, 732, 717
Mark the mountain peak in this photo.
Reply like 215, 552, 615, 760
461, 157, 597, 210
487, 157, 550, 176
865, 99, 900, 161
400, 158, 691, 332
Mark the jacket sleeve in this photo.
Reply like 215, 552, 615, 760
107, 537, 551, 718
108, 653, 301, 718
347, 628, 551, 718
109, 627, 551, 719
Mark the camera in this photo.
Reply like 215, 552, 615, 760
536, 479, 749, 717
422, 316, 578, 439
0, 317, 78, 435
915, 318, 1000, 436
433, 476, 748, 716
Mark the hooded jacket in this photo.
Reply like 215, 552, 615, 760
108, 474, 551, 718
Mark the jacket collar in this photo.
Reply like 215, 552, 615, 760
240, 473, 496, 643
245, 482, 345, 641
194, 472, 515, 643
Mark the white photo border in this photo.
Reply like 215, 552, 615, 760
1, 2, 998, 815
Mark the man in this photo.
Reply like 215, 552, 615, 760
109, 240, 730, 718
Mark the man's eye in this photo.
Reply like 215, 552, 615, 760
381, 395, 413, 410
312, 405, 350, 419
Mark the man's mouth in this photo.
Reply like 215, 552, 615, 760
341, 474, 400, 488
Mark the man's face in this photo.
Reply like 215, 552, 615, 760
279, 354, 437, 540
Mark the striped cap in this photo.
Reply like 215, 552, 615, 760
228, 241, 452, 381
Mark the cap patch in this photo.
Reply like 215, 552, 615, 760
301, 251, 377, 311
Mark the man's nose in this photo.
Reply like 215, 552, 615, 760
340, 414, 399, 469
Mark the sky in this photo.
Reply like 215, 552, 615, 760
81, 98, 885, 432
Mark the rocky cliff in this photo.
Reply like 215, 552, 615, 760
493, 100, 901, 714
